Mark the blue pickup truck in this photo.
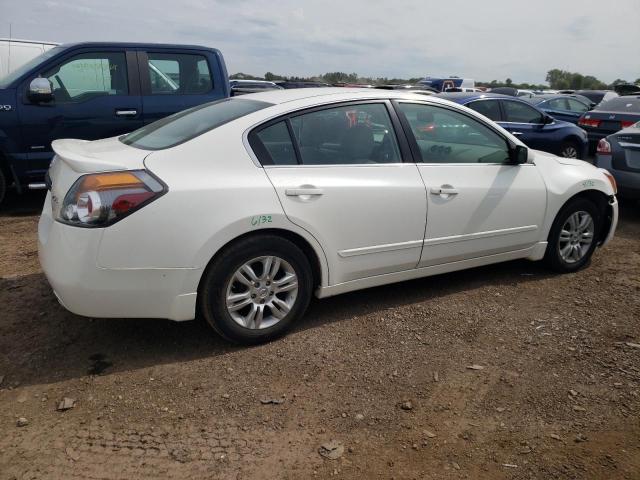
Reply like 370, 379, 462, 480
0, 42, 229, 205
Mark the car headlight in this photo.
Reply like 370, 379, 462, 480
600, 169, 617, 195
57, 170, 166, 227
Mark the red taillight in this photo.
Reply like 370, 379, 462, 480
597, 138, 611, 154
621, 120, 636, 129
58, 170, 166, 227
578, 117, 601, 128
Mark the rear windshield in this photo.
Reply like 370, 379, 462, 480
594, 97, 640, 113
121, 98, 272, 150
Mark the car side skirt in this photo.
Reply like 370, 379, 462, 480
315, 242, 548, 299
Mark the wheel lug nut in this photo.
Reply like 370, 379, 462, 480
251, 294, 256, 299
266, 281, 271, 286
260, 300, 265, 304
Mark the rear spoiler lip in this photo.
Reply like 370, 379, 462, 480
51, 138, 129, 173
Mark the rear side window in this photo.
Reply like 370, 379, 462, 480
254, 122, 298, 165
502, 100, 544, 124
147, 52, 213, 95
121, 98, 271, 150
595, 97, 640, 112
466, 100, 501, 121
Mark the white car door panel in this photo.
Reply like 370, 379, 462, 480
418, 164, 546, 266
394, 101, 547, 267
266, 165, 427, 284
253, 102, 428, 285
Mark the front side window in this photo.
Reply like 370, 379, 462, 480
147, 53, 213, 95
289, 103, 402, 165
43, 51, 128, 103
397, 103, 510, 164
466, 99, 502, 121
121, 98, 271, 150
502, 100, 544, 124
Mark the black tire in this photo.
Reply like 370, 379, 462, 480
199, 234, 313, 344
0, 167, 7, 207
543, 197, 602, 273
559, 140, 581, 159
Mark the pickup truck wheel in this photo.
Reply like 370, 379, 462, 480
544, 197, 601, 273
0, 168, 7, 207
560, 141, 580, 159
199, 235, 313, 345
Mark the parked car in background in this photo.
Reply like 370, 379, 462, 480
375, 84, 438, 93
578, 96, 640, 150
489, 87, 518, 96
524, 94, 593, 124
574, 90, 618, 106
0, 42, 229, 206
274, 81, 331, 89
38, 88, 618, 344
0, 38, 58, 78
596, 121, 640, 199
516, 89, 536, 98
230, 79, 282, 96
417, 76, 474, 92
439, 93, 588, 158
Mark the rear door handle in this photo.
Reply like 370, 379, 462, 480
285, 188, 324, 196
431, 185, 458, 196
115, 109, 138, 117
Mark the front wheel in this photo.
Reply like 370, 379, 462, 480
544, 197, 602, 273
559, 140, 581, 159
199, 235, 313, 344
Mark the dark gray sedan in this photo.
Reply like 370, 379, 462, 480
596, 122, 640, 199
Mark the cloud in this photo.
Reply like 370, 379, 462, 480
2, 0, 639, 83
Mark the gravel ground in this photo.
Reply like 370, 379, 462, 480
0, 192, 639, 480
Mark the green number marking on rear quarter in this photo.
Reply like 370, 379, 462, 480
251, 215, 273, 226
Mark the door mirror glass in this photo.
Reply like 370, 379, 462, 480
510, 144, 528, 164
28, 77, 54, 103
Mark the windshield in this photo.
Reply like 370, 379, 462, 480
120, 98, 272, 150
595, 97, 640, 113
0, 46, 64, 88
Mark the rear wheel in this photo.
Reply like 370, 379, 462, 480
199, 235, 313, 344
544, 197, 602, 272
559, 140, 580, 159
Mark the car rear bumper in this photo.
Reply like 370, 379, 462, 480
595, 155, 640, 199
37, 193, 200, 321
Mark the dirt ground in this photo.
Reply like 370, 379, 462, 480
0, 192, 639, 480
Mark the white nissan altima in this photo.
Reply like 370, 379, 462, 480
38, 88, 618, 344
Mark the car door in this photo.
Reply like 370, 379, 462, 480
250, 101, 427, 285
17, 48, 142, 181
499, 99, 548, 150
393, 101, 547, 267
138, 50, 220, 124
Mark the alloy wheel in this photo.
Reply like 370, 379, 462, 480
558, 210, 594, 263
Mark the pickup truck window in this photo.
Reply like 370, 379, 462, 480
121, 98, 272, 150
147, 53, 213, 95
42, 52, 128, 103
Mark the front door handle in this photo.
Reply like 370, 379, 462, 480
115, 109, 138, 117
511, 131, 523, 136
285, 188, 324, 197
431, 185, 458, 196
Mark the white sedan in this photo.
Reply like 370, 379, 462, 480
38, 89, 618, 343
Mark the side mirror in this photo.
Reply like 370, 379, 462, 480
28, 77, 54, 103
509, 144, 528, 164
543, 115, 554, 125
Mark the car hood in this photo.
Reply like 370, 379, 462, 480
51, 136, 151, 173
532, 149, 592, 167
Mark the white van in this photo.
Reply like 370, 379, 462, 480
0, 38, 58, 79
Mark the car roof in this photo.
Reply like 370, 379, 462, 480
58, 41, 221, 52
236, 87, 463, 106
436, 92, 513, 102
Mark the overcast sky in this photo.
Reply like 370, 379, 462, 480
2, 0, 639, 84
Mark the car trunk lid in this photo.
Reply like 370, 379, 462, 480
613, 128, 640, 172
